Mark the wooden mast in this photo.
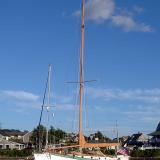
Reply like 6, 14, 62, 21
78, 0, 119, 149
79, 0, 85, 148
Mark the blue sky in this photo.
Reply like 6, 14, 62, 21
0, 0, 160, 138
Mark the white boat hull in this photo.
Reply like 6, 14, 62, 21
34, 153, 129, 160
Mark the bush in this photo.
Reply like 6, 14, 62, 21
130, 149, 160, 157
0, 149, 32, 157
104, 149, 115, 155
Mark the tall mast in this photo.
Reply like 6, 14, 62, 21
77, 0, 119, 150
46, 64, 51, 148
79, 0, 85, 148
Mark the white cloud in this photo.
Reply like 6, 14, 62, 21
133, 5, 144, 14
1, 90, 39, 102
55, 95, 73, 103
112, 15, 153, 32
0, 89, 77, 113
86, 87, 160, 103
85, 0, 114, 21
74, 0, 153, 32
122, 104, 160, 125
0, 90, 41, 112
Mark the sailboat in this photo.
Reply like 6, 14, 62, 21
34, 0, 130, 159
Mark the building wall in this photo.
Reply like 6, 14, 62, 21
0, 139, 25, 150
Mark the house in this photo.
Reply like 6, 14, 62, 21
126, 133, 148, 147
0, 131, 10, 140
0, 139, 25, 150
64, 133, 78, 143
148, 122, 160, 147
0, 134, 5, 140
113, 136, 129, 146
0, 129, 28, 142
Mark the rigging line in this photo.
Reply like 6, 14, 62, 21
72, 25, 81, 133
71, 15, 81, 133
65, 19, 81, 132
72, 55, 81, 133
51, 115, 56, 145
72, 83, 80, 133
64, 8, 81, 92
73, 35, 81, 133
38, 73, 49, 129
83, 84, 88, 132
37, 68, 49, 151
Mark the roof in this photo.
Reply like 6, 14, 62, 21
23, 131, 32, 137
0, 129, 28, 137
0, 131, 10, 136
131, 133, 142, 141
156, 122, 160, 131
148, 122, 160, 136
126, 133, 148, 145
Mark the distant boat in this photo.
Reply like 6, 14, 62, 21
34, 0, 129, 160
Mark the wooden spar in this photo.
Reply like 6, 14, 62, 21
47, 145, 80, 151
82, 143, 119, 148
47, 142, 119, 151
79, 0, 85, 148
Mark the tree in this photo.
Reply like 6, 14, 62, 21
54, 128, 66, 141
30, 125, 46, 149
48, 126, 60, 144
95, 131, 103, 141
30, 125, 67, 149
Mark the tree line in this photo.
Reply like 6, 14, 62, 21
30, 125, 112, 149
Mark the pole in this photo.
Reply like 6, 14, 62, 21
79, 0, 85, 149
